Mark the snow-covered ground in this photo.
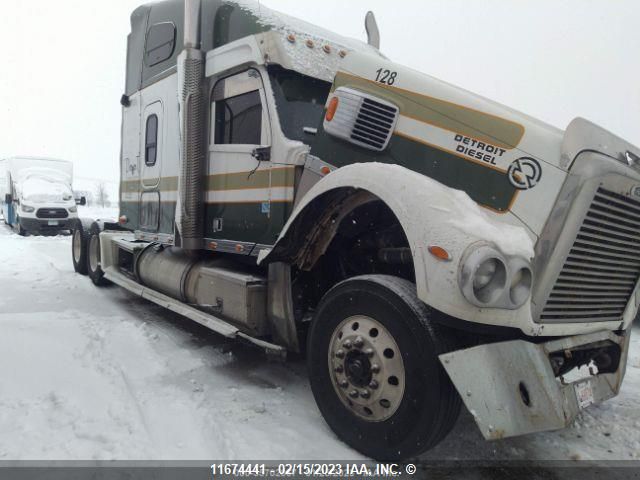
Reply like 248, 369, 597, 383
0, 207, 639, 461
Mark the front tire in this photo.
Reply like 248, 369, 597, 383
307, 275, 461, 461
15, 217, 26, 236
87, 223, 107, 286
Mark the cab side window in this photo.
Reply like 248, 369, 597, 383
212, 70, 264, 145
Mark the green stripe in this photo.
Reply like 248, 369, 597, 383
121, 200, 292, 244
310, 124, 518, 212
333, 72, 524, 150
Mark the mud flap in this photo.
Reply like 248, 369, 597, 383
439, 330, 629, 440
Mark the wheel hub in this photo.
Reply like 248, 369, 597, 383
328, 315, 405, 422
73, 230, 82, 262
345, 351, 372, 387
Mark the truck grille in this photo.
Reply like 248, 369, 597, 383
351, 98, 398, 152
36, 208, 68, 219
541, 187, 640, 322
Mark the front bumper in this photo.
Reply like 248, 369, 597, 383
439, 330, 630, 440
20, 217, 72, 233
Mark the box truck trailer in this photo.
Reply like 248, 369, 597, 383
0, 157, 80, 235
71, 0, 637, 460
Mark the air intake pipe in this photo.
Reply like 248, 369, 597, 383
176, 0, 205, 250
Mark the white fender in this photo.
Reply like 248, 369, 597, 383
262, 163, 575, 336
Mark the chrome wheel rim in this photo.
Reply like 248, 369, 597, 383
328, 315, 405, 422
73, 230, 82, 263
89, 235, 100, 272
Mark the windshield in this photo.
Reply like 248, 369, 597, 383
21, 176, 73, 203
268, 66, 331, 142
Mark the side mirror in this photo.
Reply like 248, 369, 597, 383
80, 196, 87, 206
4, 193, 11, 204
251, 146, 271, 162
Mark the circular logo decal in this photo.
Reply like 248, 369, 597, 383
508, 157, 542, 190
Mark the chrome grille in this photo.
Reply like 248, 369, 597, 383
351, 98, 398, 151
541, 187, 640, 322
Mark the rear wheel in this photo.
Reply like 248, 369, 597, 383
72, 226, 88, 275
87, 223, 107, 286
307, 275, 461, 461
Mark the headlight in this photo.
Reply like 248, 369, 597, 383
473, 258, 498, 290
68, 205, 77, 213
21, 204, 35, 213
509, 259, 533, 308
459, 243, 532, 309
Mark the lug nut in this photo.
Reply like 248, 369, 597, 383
335, 364, 344, 373
343, 340, 353, 350
349, 389, 359, 398
335, 349, 345, 359
364, 348, 374, 358
354, 336, 364, 348
369, 380, 379, 389
339, 380, 349, 389
371, 364, 380, 374
360, 389, 371, 399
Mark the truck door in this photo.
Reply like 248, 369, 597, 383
207, 69, 273, 249
140, 101, 163, 231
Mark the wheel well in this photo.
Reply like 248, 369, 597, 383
278, 190, 416, 322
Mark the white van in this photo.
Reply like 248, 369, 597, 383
0, 157, 81, 235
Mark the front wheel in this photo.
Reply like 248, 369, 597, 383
15, 217, 26, 236
87, 223, 108, 286
307, 275, 461, 461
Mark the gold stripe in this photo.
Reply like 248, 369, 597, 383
121, 167, 296, 193
333, 71, 525, 150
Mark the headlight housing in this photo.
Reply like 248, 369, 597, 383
459, 243, 533, 309
21, 204, 35, 213
68, 205, 77, 213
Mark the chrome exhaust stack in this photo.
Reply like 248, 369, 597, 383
176, 0, 205, 250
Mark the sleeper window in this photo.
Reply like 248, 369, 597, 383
145, 114, 158, 166
145, 22, 176, 67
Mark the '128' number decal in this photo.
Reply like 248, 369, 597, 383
375, 68, 397, 85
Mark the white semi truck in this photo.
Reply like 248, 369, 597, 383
71, 0, 638, 460
0, 157, 80, 235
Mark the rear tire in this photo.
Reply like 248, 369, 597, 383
87, 223, 107, 286
307, 275, 461, 461
72, 224, 89, 275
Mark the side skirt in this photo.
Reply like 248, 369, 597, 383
103, 266, 286, 359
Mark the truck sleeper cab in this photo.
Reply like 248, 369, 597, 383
71, 0, 636, 460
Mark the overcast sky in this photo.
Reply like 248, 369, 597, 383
1, 0, 639, 184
